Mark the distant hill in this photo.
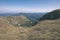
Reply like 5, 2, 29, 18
40, 9, 60, 20
0, 13, 45, 20
0, 15, 33, 27
0, 13, 45, 26
0, 9, 60, 27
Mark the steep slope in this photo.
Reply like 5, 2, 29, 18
4, 15, 32, 27
27, 19, 60, 40
0, 13, 45, 27
25, 9, 60, 40
40, 9, 60, 20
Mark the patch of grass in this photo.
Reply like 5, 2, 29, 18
0, 16, 60, 40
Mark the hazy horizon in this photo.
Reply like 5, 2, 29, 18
0, 0, 60, 13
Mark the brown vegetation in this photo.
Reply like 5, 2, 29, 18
0, 17, 60, 40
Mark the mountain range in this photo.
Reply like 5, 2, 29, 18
0, 9, 60, 40
0, 13, 46, 26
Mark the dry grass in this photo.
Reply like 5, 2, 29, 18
0, 17, 60, 40
26, 19, 60, 40
0, 18, 28, 40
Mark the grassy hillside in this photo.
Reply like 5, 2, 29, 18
7, 15, 32, 27
0, 13, 45, 26
27, 19, 60, 40
40, 9, 60, 20
0, 15, 33, 27
0, 9, 60, 40
0, 17, 60, 40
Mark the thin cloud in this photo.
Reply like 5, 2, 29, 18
0, 6, 60, 13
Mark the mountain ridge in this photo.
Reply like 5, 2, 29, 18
40, 9, 60, 20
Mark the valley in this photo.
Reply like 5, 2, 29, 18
0, 9, 60, 40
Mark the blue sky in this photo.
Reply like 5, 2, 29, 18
0, 0, 60, 13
